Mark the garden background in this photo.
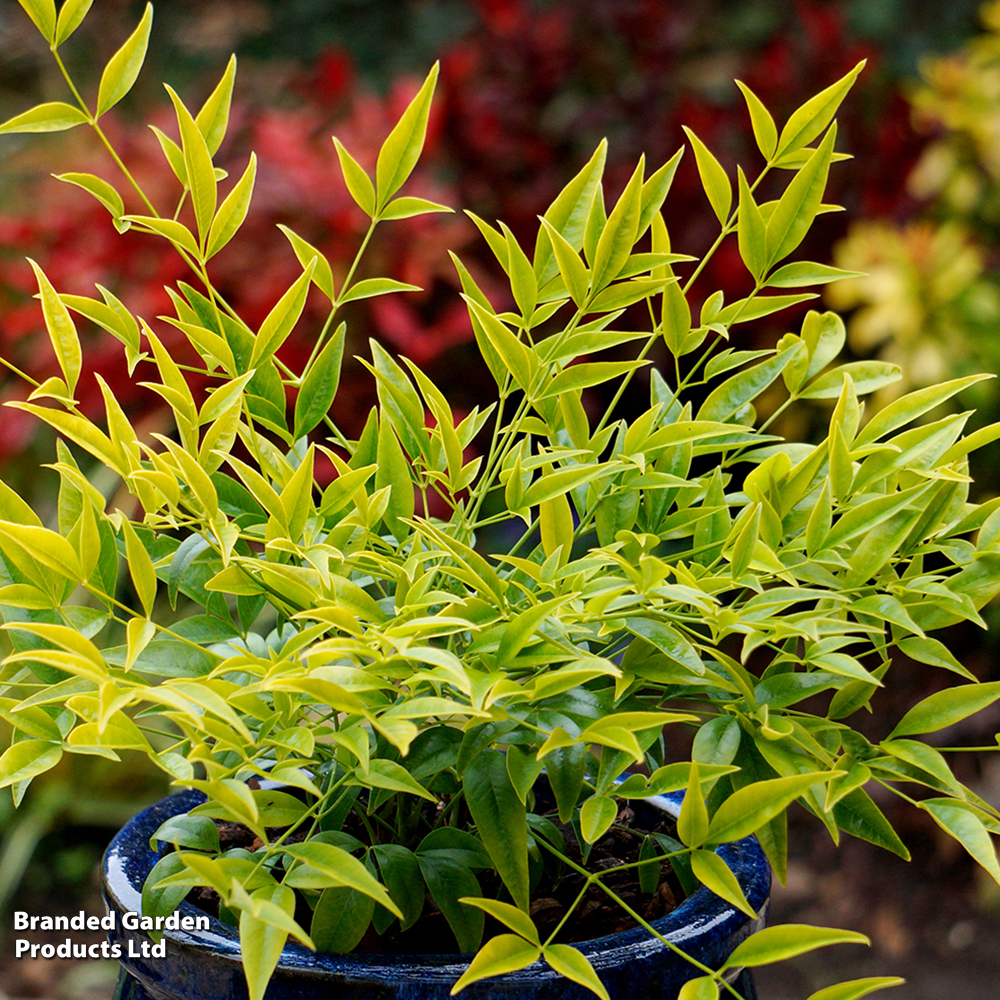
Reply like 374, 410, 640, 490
1, 0, 1000, 996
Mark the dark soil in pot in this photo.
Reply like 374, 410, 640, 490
188, 789, 689, 954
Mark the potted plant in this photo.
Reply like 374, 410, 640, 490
2, 3, 1000, 1000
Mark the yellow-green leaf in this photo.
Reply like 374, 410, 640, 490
723, 925, 869, 969
16, 0, 56, 42
27, 259, 81, 395
776, 60, 865, 158
278, 225, 335, 301
95, 4, 152, 118
376, 62, 439, 210
690, 848, 756, 917
736, 79, 777, 160
195, 54, 236, 156
55, 173, 125, 229
682, 127, 731, 224
542, 944, 610, 1000
333, 137, 375, 216
239, 885, 299, 1000
451, 935, 540, 994
206, 153, 256, 258
0, 101, 87, 134
166, 84, 217, 244
0, 740, 63, 790
250, 261, 315, 368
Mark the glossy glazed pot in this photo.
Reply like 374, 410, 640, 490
102, 788, 770, 1000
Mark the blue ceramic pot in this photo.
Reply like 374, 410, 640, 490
102, 788, 769, 1000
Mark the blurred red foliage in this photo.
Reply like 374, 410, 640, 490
0, 0, 928, 461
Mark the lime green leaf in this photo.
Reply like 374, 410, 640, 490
678, 977, 719, 1000
27, 259, 81, 396
124, 214, 200, 258
450, 935, 540, 994
708, 773, 834, 844
376, 62, 439, 210
588, 278, 671, 313
542, 944, 610, 1000
165, 84, 217, 244
96, 4, 152, 118
118, 518, 157, 617
149, 125, 186, 184
495, 597, 566, 669
0, 102, 87, 134
637, 146, 684, 239
533, 139, 607, 283
55, 173, 125, 230
0, 740, 63, 789
206, 153, 256, 258
625, 619, 704, 674
250, 261, 315, 368
521, 464, 608, 508
374, 417, 415, 539
737, 168, 766, 281
0, 700, 61, 741
690, 848, 756, 917
0, 521, 83, 581
832, 789, 909, 859
776, 61, 865, 157
660, 276, 692, 357
462, 748, 529, 911
16, 0, 56, 42
239, 885, 301, 1000
678, 761, 709, 847
282, 843, 401, 917
896, 636, 976, 682
379, 196, 453, 220
890, 681, 1000, 739
724, 926, 869, 969
499, 223, 536, 321
333, 137, 375, 216
682, 127, 731, 224
539, 218, 589, 307
765, 124, 836, 267
697, 344, 796, 422
355, 759, 435, 802
195, 54, 236, 156
339, 277, 421, 305
459, 897, 539, 944
463, 298, 533, 392
7, 403, 122, 475
855, 375, 993, 447
807, 978, 905, 1000
294, 323, 345, 438
150, 815, 220, 853
714, 293, 816, 327
922, 799, 1000, 887
579, 795, 618, 843
736, 80, 777, 160
277, 225, 335, 301
536, 361, 648, 401
767, 261, 864, 287
590, 158, 645, 292
799, 360, 900, 400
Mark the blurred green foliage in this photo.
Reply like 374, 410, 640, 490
830, 0, 1000, 419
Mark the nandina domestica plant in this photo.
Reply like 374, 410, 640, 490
2, 3, 1000, 1000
